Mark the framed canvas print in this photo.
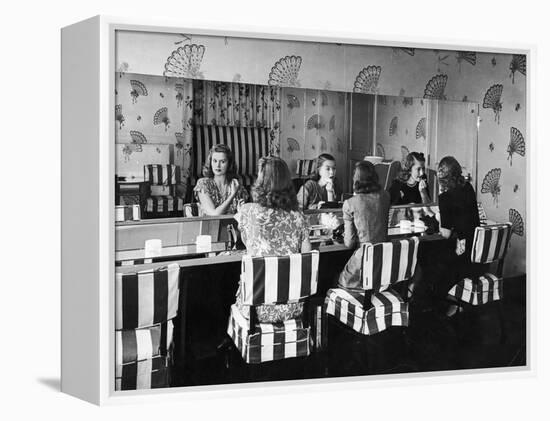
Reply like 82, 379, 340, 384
61, 15, 531, 405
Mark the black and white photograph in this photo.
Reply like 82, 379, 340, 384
110, 27, 527, 391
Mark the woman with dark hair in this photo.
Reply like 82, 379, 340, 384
337, 161, 391, 289
297, 153, 342, 209
194, 144, 248, 215
234, 156, 311, 322
412, 156, 480, 316
389, 151, 431, 205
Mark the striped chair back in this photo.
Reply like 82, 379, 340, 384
193, 125, 270, 186
361, 237, 419, 291
296, 159, 316, 177
239, 251, 320, 306
116, 321, 174, 366
115, 263, 180, 330
144, 164, 180, 186
471, 223, 512, 264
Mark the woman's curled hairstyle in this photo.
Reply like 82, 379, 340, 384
437, 156, 465, 192
354, 161, 381, 194
202, 144, 238, 180
399, 151, 426, 182
252, 156, 298, 212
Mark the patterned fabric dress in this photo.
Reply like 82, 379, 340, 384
193, 177, 249, 215
234, 203, 310, 323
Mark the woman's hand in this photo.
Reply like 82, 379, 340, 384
229, 178, 240, 197
316, 201, 326, 209
419, 178, 428, 192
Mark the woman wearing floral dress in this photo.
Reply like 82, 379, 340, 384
234, 156, 311, 323
194, 144, 248, 215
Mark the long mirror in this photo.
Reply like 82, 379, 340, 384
114, 74, 478, 221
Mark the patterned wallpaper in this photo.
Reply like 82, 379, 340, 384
280, 88, 348, 179
115, 31, 527, 276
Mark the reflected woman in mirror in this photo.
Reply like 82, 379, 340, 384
389, 152, 431, 205
297, 153, 342, 210
234, 156, 311, 322
194, 144, 248, 215
337, 161, 390, 289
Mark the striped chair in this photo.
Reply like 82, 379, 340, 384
192, 125, 270, 188
226, 251, 320, 365
448, 223, 512, 306
296, 159, 316, 178
325, 237, 419, 337
143, 164, 184, 219
115, 263, 180, 390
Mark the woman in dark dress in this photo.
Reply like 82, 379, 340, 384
389, 152, 431, 205
412, 156, 480, 316
297, 154, 342, 210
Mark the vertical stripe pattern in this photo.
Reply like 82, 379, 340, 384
144, 164, 178, 185
226, 304, 310, 364
192, 125, 270, 185
240, 251, 319, 305
324, 288, 408, 335
296, 159, 316, 177
448, 273, 503, 305
115, 263, 180, 330
471, 223, 512, 264
362, 237, 419, 290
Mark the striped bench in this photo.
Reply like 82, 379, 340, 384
192, 125, 270, 187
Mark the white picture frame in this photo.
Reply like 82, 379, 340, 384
61, 15, 533, 405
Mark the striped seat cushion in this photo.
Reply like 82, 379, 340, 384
239, 251, 320, 306
471, 223, 512, 264
361, 237, 419, 291
296, 159, 316, 177
448, 273, 503, 305
145, 196, 184, 213
325, 288, 408, 336
144, 164, 179, 185
115, 321, 174, 366
115, 355, 170, 391
193, 125, 270, 186
115, 204, 140, 222
115, 263, 180, 330
227, 304, 310, 364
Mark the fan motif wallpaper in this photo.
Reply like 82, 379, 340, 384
115, 31, 527, 276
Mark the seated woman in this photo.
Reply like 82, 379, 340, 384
411, 156, 480, 316
234, 156, 311, 323
389, 152, 431, 205
337, 161, 391, 289
194, 144, 248, 215
297, 153, 342, 210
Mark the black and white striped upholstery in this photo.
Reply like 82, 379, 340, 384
227, 304, 311, 364
325, 238, 419, 336
115, 263, 180, 330
470, 223, 512, 264
238, 251, 320, 305
448, 273, 503, 306
296, 159, 316, 177
227, 251, 319, 364
192, 125, 270, 187
115, 204, 140, 222
115, 355, 170, 391
361, 237, 419, 290
144, 164, 179, 186
145, 196, 184, 214
325, 288, 408, 335
115, 264, 180, 391
116, 321, 174, 366
447, 223, 512, 306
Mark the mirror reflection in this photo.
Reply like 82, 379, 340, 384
115, 75, 479, 224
